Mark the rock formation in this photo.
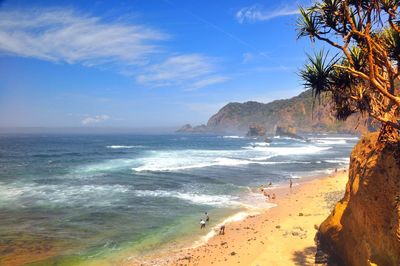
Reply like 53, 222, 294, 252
176, 124, 209, 133
246, 124, 266, 137
178, 90, 373, 134
317, 133, 400, 266
275, 126, 305, 140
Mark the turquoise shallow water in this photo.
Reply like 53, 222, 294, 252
0, 133, 357, 264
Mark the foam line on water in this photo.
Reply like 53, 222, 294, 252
308, 136, 359, 140
106, 145, 145, 149
132, 146, 329, 172
134, 190, 241, 207
223, 136, 245, 139
313, 139, 347, 145
324, 157, 350, 164
0, 183, 131, 208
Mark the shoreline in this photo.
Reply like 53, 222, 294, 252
123, 169, 348, 266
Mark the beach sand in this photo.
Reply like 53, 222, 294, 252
127, 169, 348, 266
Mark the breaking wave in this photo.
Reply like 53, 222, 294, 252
134, 190, 240, 207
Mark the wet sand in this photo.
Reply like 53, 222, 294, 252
126, 169, 348, 266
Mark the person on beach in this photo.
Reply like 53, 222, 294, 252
219, 224, 225, 235
263, 190, 270, 200
272, 193, 276, 200
200, 219, 206, 229
290, 178, 293, 189
205, 212, 209, 223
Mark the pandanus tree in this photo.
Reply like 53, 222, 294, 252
297, 0, 400, 141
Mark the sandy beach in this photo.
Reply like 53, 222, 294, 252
127, 170, 348, 266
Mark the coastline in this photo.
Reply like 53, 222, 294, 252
124, 169, 348, 266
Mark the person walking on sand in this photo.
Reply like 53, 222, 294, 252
205, 212, 209, 223
219, 224, 225, 235
200, 219, 206, 229
290, 178, 293, 189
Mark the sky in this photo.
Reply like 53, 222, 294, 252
0, 0, 318, 130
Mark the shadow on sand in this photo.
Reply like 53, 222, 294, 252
292, 246, 317, 266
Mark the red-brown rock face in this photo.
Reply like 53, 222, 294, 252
318, 133, 400, 266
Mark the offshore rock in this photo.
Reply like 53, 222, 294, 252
246, 124, 266, 137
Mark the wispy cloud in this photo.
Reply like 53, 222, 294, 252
0, 8, 167, 66
0, 8, 229, 90
242, 52, 254, 63
81, 115, 110, 125
236, 4, 299, 24
136, 54, 228, 90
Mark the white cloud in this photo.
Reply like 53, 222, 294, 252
81, 115, 110, 125
236, 4, 300, 24
136, 54, 228, 90
0, 8, 229, 90
242, 52, 254, 63
0, 8, 167, 66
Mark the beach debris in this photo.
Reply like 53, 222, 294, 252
177, 255, 192, 262
298, 212, 304, 216
291, 227, 308, 239
230, 251, 236, 256
275, 225, 281, 229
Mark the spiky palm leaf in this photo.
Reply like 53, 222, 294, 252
300, 50, 338, 98
297, 6, 320, 40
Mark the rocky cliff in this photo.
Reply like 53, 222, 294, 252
207, 90, 371, 134
179, 90, 372, 134
317, 133, 400, 266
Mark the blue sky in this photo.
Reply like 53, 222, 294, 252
0, 0, 318, 129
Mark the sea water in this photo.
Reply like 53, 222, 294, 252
0, 133, 358, 264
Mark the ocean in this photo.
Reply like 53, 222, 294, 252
0, 133, 358, 265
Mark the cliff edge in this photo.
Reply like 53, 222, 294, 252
317, 133, 400, 266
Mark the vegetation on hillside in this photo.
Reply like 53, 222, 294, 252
298, 0, 400, 142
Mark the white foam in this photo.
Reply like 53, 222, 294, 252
325, 157, 350, 164
289, 174, 302, 179
131, 144, 331, 172
79, 158, 138, 173
246, 145, 331, 155
106, 145, 144, 149
131, 149, 260, 172
246, 142, 270, 149
134, 190, 240, 207
0, 183, 131, 207
310, 136, 359, 140
223, 136, 245, 139
314, 139, 347, 145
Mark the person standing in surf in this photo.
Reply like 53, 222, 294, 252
219, 224, 225, 235
205, 212, 209, 223
200, 219, 206, 229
